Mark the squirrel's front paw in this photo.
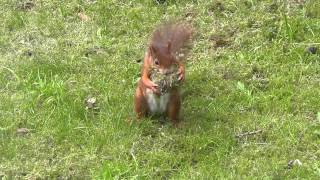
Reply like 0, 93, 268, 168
178, 67, 185, 81
142, 78, 159, 93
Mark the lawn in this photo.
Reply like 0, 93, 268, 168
1, 0, 320, 179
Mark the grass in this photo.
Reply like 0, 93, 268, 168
1, 0, 320, 179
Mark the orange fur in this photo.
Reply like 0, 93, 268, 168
134, 22, 192, 125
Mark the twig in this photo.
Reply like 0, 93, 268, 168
240, 142, 268, 147
130, 142, 138, 168
291, 42, 320, 45
0, 66, 20, 83
235, 129, 263, 138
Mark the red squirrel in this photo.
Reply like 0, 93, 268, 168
134, 22, 192, 125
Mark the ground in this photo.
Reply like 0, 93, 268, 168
0, 0, 320, 179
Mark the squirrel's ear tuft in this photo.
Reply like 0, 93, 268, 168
149, 45, 156, 55
167, 41, 171, 52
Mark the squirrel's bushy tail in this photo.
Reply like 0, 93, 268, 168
150, 22, 193, 60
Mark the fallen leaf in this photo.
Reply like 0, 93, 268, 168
306, 46, 317, 54
16, 128, 30, 135
210, 34, 230, 48
78, 12, 90, 21
18, 1, 35, 11
85, 97, 98, 110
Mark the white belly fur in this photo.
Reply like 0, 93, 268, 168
146, 89, 170, 114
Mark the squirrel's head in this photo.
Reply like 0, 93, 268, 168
149, 41, 177, 74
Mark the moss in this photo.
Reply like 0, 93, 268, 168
149, 66, 180, 94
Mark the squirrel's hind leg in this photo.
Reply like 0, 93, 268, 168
166, 88, 181, 126
134, 85, 148, 119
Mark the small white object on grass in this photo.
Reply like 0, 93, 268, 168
85, 97, 98, 110
287, 159, 302, 169
16, 128, 30, 135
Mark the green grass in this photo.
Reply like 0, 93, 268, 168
1, 0, 320, 179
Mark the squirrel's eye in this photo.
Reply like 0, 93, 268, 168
154, 59, 159, 65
